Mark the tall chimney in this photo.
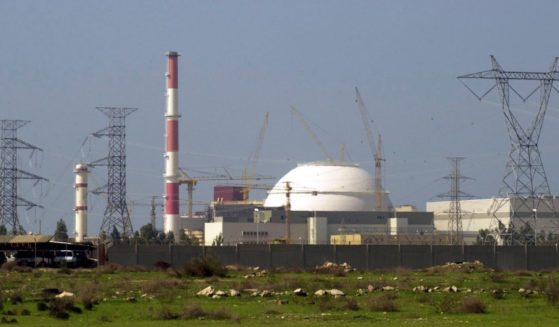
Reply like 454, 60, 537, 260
74, 163, 89, 242
164, 51, 181, 239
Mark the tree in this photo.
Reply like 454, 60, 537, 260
212, 233, 223, 246
0, 225, 6, 236
165, 231, 175, 244
54, 219, 69, 242
179, 230, 198, 245
99, 230, 107, 242
139, 223, 157, 243
111, 226, 121, 243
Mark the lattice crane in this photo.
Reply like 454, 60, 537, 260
355, 87, 385, 211
290, 106, 333, 161
242, 112, 269, 201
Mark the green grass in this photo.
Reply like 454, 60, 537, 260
0, 264, 558, 326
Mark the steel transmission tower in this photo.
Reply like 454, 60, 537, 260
458, 56, 559, 243
91, 107, 137, 237
0, 120, 47, 234
438, 157, 473, 245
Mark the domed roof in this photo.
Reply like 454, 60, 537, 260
264, 161, 392, 211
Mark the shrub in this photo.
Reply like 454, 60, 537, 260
20, 309, 31, 316
37, 302, 48, 311
432, 294, 459, 313
154, 261, 171, 270
544, 277, 559, 306
1, 262, 17, 271
181, 304, 206, 319
183, 256, 227, 278
57, 267, 72, 275
343, 298, 360, 311
49, 297, 76, 320
460, 297, 487, 314
368, 293, 399, 312
317, 297, 336, 311
9, 291, 23, 304
153, 307, 179, 320
488, 272, 506, 283
77, 283, 99, 310
0, 317, 17, 324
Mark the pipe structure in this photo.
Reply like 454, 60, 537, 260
74, 163, 89, 242
163, 51, 181, 239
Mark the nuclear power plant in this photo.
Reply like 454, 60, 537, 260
2, 54, 559, 253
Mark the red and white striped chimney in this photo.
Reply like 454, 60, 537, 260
164, 51, 180, 238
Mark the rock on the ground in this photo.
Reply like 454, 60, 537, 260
382, 286, 395, 291
328, 289, 344, 297
197, 286, 215, 297
230, 289, 240, 297
314, 289, 327, 297
55, 291, 75, 299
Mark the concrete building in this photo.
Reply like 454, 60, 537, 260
204, 161, 433, 245
427, 197, 559, 244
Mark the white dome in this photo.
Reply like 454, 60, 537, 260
264, 161, 392, 211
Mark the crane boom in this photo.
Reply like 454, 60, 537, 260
243, 112, 270, 201
355, 87, 385, 211
290, 106, 333, 161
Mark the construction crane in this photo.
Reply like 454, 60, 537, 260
355, 87, 385, 211
179, 168, 274, 218
242, 112, 269, 201
290, 106, 333, 161
178, 169, 235, 218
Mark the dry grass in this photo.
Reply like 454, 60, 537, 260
368, 293, 399, 312
460, 296, 487, 314
544, 277, 559, 306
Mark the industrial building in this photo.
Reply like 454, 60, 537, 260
427, 197, 559, 244
205, 161, 434, 245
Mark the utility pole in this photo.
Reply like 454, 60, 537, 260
459, 56, 559, 244
438, 157, 473, 245
0, 120, 47, 234
91, 107, 137, 237
284, 181, 292, 244
150, 196, 157, 228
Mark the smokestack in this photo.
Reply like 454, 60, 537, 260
74, 163, 89, 242
164, 51, 181, 239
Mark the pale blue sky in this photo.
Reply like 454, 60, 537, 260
1, 1, 559, 234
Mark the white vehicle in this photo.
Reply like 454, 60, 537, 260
53, 250, 78, 267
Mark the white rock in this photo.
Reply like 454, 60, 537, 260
215, 290, 227, 297
314, 289, 327, 297
197, 286, 215, 297
329, 289, 344, 297
55, 291, 75, 299
230, 289, 240, 297
382, 286, 395, 291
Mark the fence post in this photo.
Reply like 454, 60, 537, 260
493, 243, 497, 269
398, 243, 402, 267
366, 243, 370, 270
524, 243, 528, 271
333, 244, 337, 263
268, 244, 272, 269
301, 243, 305, 268
135, 243, 139, 265
430, 244, 434, 267
169, 244, 174, 266
235, 244, 240, 265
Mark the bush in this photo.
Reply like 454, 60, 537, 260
37, 302, 48, 311
152, 306, 179, 320
9, 291, 23, 304
343, 298, 360, 311
368, 293, 399, 312
460, 297, 487, 314
0, 317, 17, 324
432, 294, 459, 313
20, 309, 31, 316
49, 297, 76, 320
77, 283, 99, 310
544, 277, 559, 306
183, 256, 227, 278
181, 304, 206, 319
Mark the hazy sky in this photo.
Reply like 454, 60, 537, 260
1, 1, 559, 235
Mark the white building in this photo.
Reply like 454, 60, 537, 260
427, 197, 559, 244
205, 162, 433, 245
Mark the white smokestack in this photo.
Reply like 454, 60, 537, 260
74, 163, 89, 242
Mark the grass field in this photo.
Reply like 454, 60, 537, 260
1, 260, 558, 326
